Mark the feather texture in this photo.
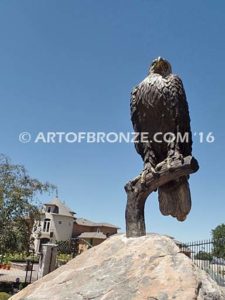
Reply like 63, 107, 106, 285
131, 73, 192, 164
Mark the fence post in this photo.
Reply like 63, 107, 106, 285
38, 243, 57, 279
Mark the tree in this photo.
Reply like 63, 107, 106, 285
0, 154, 55, 257
212, 224, 225, 259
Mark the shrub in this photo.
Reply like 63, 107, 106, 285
0, 292, 11, 300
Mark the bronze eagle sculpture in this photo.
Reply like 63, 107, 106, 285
130, 57, 193, 221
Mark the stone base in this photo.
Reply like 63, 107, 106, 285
10, 234, 225, 300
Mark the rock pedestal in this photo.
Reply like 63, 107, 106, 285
10, 234, 225, 300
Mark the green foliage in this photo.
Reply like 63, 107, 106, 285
57, 253, 72, 263
194, 251, 213, 261
7, 252, 39, 263
0, 154, 56, 256
212, 224, 225, 259
18, 282, 29, 290
0, 282, 13, 294
0, 293, 10, 300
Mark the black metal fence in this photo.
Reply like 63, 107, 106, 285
181, 239, 225, 286
55, 238, 79, 267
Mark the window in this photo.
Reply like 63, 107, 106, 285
53, 206, 59, 214
58, 221, 62, 224
43, 218, 51, 232
47, 207, 51, 213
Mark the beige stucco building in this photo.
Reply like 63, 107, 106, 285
32, 198, 76, 252
32, 198, 119, 253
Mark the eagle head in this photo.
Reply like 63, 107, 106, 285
149, 57, 172, 77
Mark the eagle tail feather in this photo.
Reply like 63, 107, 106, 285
158, 176, 191, 221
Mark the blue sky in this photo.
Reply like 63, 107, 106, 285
0, 0, 225, 242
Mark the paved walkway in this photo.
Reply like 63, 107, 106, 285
0, 264, 38, 283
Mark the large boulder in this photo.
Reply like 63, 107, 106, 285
10, 234, 225, 300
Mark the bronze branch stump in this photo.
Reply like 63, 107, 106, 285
125, 156, 199, 238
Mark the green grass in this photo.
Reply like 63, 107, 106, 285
0, 292, 11, 300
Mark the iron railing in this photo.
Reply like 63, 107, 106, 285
56, 238, 79, 258
180, 239, 225, 286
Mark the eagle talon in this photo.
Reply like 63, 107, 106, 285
140, 169, 148, 184
151, 168, 160, 178
141, 165, 159, 184
166, 152, 184, 171
166, 158, 174, 172
174, 152, 184, 164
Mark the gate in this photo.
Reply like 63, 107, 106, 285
56, 238, 92, 265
